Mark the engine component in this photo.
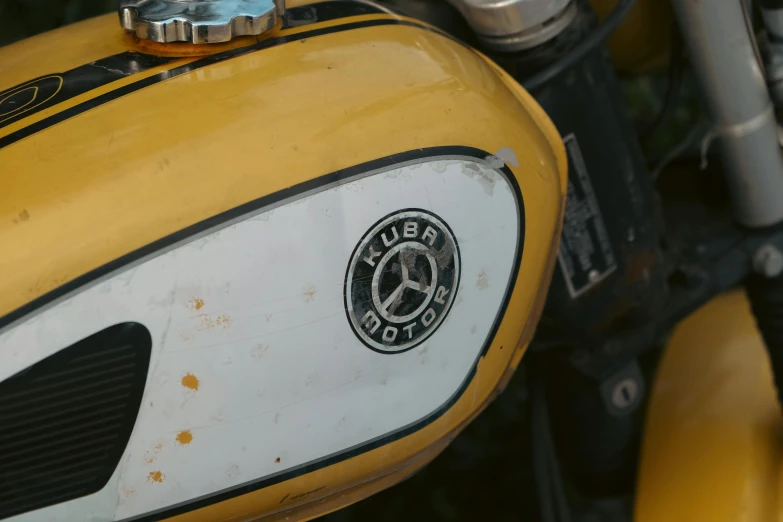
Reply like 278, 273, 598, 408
481, 1, 664, 499
446, 0, 577, 51
490, 2, 668, 343
376, 0, 475, 43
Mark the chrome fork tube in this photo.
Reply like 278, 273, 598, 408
671, 0, 783, 227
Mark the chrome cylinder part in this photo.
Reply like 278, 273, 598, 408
447, 0, 575, 52
671, 0, 783, 227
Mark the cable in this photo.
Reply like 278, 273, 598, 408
522, 0, 639, 91
649, 118, 707, 179
640, 28, 685, 141
531, 368, 572, 522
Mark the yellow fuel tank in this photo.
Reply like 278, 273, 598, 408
0, 2, 566, 521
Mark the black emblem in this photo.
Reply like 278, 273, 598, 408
345, 209, 460, 354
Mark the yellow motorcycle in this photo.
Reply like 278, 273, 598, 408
0, 0, 779, 521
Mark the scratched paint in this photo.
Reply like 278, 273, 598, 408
196, 313, 232, 331
461, 162, 499, 196
493, 147, 520, 168
476, 270, 489, 291
144, 442, 164, 464
251, 343, 268, 359
0, 157, 519, 521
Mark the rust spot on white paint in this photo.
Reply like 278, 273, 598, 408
181, 373, 200, 391
176, 430, 193, 445
188, 297, 205, 311
147, 471, 165, 483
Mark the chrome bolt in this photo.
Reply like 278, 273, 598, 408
611, 378, 639, 410
754, 244, 783, 278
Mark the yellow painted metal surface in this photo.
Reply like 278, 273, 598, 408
0, 6, 566, 521
0, 14, 565, 323
590, 0, 674, 73
635, 291, 783, 522
0, 16, 134, 93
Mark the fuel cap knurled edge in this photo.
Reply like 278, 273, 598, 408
119, 0, 284, 44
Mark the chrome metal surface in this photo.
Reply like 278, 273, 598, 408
119, 0, 283, 44
477, 1, 577, 52
754, 244, 783, 277
671, 0, 783, 227
447, 0, 573, 42
611, 378, 639, 410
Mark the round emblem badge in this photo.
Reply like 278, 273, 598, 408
345, 209, 461, 354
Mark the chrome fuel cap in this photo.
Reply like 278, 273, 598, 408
119, 0, 284, 44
